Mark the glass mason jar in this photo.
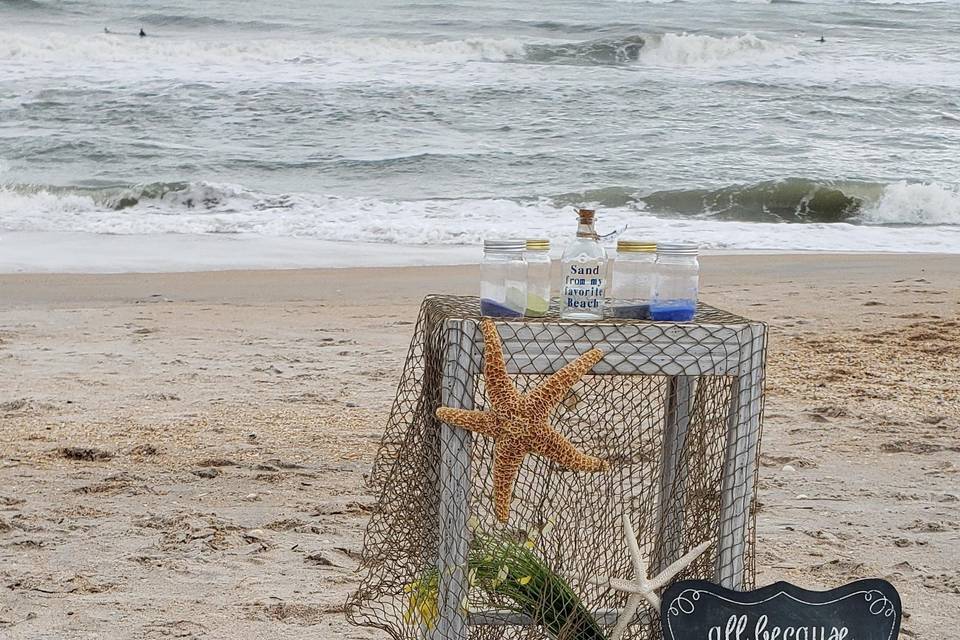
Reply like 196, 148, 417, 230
480, 239, 528, 318
609, 240, 657, 319
650, 243, 699, 322
524, 239, 551, 317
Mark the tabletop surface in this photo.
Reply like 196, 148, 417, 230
420, 295, 759, 327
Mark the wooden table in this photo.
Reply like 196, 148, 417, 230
430, 296, 767, 640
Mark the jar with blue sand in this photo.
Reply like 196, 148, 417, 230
480, 239, 527, 317
650, 242, 699, 322
609, 239, 657, 319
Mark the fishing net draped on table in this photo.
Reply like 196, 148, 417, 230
347, 295, 766, 640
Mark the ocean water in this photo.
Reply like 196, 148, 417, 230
2, 0, 960, 270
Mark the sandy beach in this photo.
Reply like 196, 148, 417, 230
1, 253, 958, 640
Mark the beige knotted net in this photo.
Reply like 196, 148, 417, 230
347, 295, 766, 640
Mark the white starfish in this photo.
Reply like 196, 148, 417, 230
595, 513, 714, 640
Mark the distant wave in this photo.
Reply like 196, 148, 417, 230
0, 32, 527, 66
636, 33, 797, 66
611, 0, 679, 4
0, 0, 87, 14
852, 0, 953, 4
771, 0, 950, 4
136, 13, 284, 30
291, 36, 527, 63
1, 31, 795, 69
524, 36, 647, 64
0, 0, 50, 10
504, 19, 642, 33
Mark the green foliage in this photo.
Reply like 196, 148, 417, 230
405, 531, 604, 640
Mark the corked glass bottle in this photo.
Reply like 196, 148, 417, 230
560, 209, 607, 320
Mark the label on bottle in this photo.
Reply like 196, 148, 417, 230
562, 261, 605, 312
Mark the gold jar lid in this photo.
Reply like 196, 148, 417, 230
526, 239, 550, 251
617, 240, 656, 253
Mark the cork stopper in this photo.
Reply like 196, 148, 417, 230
576, 208, 596, 224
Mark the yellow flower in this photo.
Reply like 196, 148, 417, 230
419, 598, 438, 629
523, 538, 535, 550
518, 575, 532, 586
404, 576, 439, 630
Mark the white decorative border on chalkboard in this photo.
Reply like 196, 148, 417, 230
665, 587, 898, 640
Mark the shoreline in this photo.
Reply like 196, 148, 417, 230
3, 253, 959, 307
2, 231, 959, 274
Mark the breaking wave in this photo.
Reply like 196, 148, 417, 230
637, 179, 875, 222
1, 31, 794, 68
861, 181, 960, 225
636, 33, 797, 66
553, 179, 960, 224
524, 36, 648, 64
527, 33, 795, 68
0, 32, 527, 66
1, 179, 958, 246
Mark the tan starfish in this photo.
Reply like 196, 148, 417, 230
436, 317, 609, 522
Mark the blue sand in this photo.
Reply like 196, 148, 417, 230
649, 301, 696, 322
480, 298, 524, 318
610, 304, 650, 320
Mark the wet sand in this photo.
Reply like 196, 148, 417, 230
1, 254, 958, 639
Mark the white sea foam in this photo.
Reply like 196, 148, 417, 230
289, 37, 527, 64
852, 0, 954, 4
0, 32, 528, 69
1, 182, 957, 271
1, 31, 802, 72
637, 33, 797, 67
0, 232, 478, 273
767, 0, 952, 3
861, 181, 960, 226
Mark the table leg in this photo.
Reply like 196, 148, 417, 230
434, 320, 479, 640
716, 324, 766, 589
655, 375, 695, 573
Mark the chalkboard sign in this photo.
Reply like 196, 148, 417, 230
661, 579, 901, 640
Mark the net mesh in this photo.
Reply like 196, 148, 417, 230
347, 295, 766, 640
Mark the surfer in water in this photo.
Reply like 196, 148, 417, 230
139, 28, 146, 37
818, 35, 825, 43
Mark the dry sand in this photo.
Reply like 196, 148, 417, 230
0, 254, 957, 639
